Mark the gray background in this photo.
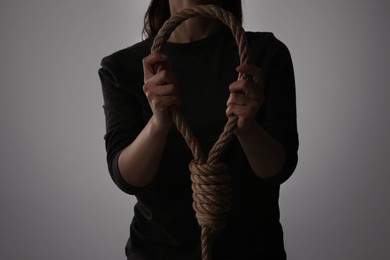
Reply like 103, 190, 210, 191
1, 0, 389, 259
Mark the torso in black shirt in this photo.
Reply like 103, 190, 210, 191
99, 28, 298, 260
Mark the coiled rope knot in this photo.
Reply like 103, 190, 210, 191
189, 161, 232, 231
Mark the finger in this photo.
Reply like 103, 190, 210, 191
155, 69, 177, 86
229, 79, 249, 94
227, 93, 262, 108
229, 80, 263, 100
236, 65, 264, 89
144, 73, 181, 99
226, 93, 248, 106
144, 83, 179, 99
236, 64, 263, 77
155, 84, 179, 96
152, 95, 181, 109
226, 102, 259, 118
142, 53, 169, 82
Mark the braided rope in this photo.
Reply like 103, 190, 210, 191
151, 5, 250, 260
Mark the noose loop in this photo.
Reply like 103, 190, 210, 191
151, 5, 250, 260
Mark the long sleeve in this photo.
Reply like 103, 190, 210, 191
99, 57, 146, 195
254, 34, 299, 185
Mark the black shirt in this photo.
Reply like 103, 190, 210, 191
99, 29, 298, 260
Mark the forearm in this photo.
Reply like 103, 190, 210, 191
236, 122, 285, 179
118, 116, 170, 187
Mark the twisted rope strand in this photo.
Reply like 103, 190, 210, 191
150, 5, 250, 260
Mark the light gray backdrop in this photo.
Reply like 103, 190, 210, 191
1, 0, 389, 259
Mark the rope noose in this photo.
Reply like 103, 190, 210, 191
151, 5, 250, 260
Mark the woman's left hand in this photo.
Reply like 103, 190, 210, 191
226, 64, 265, 134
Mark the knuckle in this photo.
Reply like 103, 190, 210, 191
142, 55, 151, 65
142, 83, 148, 93
143, 83, 152, 94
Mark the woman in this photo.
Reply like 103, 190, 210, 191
99, 0, 298, 259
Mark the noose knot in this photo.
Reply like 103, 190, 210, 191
189, 160, 232, 231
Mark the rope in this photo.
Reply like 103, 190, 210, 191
151, 5, 250, 260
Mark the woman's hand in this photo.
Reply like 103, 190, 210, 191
226, 64, 265, 134
226, 65, 285, 178
142, 53, 181, 129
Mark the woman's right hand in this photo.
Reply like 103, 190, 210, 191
142, 53, 181, 129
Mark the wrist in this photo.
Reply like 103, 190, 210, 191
235, 120, 259, 139
149, 114, 172, 134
